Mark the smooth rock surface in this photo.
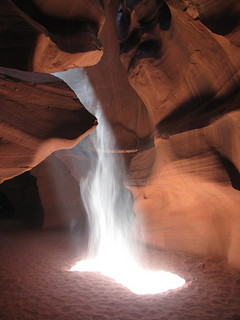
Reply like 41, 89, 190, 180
120, 0, 240, 267
0, 67, 96, 183
0, 0, 104, 72
1, 0, 240, 270
31, 148, 89, 229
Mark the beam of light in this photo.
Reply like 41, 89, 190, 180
54, 69, 185, 295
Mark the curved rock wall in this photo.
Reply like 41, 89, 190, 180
0, 0, 104, 72
0, 67, 97, 183
31, 149, 89, 229
119, 0, 240, 267
1, 0, 240, 268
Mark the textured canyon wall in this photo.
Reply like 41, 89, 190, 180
31, 149, 89, 229
118, 0, 240, 267
47, 0, 240, 268
0, 0, 104, 183
30, 0, 154, 229
1, 0, 240, 268
0, 67, 96, 183
0, 0, 105, 72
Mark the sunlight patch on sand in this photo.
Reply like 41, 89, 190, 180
70, 246, 185, 295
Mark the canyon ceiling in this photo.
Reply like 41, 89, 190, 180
0, 0, 240, 268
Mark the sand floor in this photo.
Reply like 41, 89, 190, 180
1, 223, 240, 320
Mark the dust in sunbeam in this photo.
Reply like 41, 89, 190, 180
54, 68, 185, 294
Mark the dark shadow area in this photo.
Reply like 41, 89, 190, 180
0, 192, 15, 220
117, 5, 131, 41
119, 0, 171, 49
136, 39, 162, 59
158, 1, 171, 30
199, 8, 240, 37
10, 0, 101, 53
126, 0, 142, 10
156, 83, 240, 137
11, 0, 99, 36
0, 0, 39, 71
120, 28, 141, 53
213, 149, 240, 191
0, 172, 44, 229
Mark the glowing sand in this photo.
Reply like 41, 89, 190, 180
70, 253, 185, 295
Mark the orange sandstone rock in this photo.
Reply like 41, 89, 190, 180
0, 67, 96, 183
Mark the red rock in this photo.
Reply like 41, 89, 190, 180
84, 0, 154, 152
31, 150, 89, 229
0, 67, 96, 183
182, 0, 240, 46
0, 0, 104, 72
120, 0, 240, 267
1, 0, 240, 270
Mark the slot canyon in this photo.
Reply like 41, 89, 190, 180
0, 0, 240, 319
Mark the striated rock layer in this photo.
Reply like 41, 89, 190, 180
1, 0, 240, 270
0, 0, 105, 72
0, 67, 96, 183
31, 0, 154, 229
119, 0, 240, 267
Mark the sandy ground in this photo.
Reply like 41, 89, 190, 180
1, 222, 240, 320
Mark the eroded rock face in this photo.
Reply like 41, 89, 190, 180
182, 0, 240, 46
0, 67, 96, 183
31, 0, 154, 230
119, 0, 240, 132
0, 0, 105, 72
31, 149, 89, 229
131, 113, 240, 267
55, 0, 154, 153
119, 0, 240, 267
1, 0, 240, 269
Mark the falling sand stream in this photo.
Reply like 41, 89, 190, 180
55, 69, 185, 294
